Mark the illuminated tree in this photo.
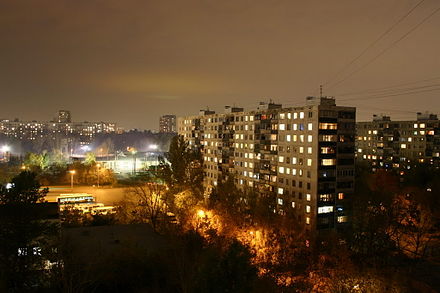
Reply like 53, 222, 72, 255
390, 192, 435, 260
159, 135, 203, 195
24, 152, 50, 171
123, 182, 171, 231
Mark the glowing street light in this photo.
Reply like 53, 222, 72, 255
1, 145, 11, 162
197, 209, 206, 218
80, 145, 91, 152
1, 145, 11, 153
127, 147, 137, 174
148, 144, 158, 150
69, 170, 76, 190
96, 163, 101, 188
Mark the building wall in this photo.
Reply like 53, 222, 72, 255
356, 114, 440, 169
159, 115, 177, 133
179, 97, 355, 231
0, 120, 117, 144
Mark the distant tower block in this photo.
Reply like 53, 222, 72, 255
159, 115, 177, 133
58, 110, 72, 123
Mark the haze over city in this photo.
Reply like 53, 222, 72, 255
1, 0, 439, 129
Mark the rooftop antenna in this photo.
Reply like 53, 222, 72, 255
320, 85, 323, 98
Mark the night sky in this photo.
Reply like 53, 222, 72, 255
1, 0, 439, 130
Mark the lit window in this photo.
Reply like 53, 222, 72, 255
306, 217, 310, 224
299, 147, 304, 153
308, 147, 312, 154
319, 123, 337, 130
300, 112, 304, 119
321, 159, 336, 166
338, 193, 344, 200
292, 157, 297, 164
293, 124, 297, 131
307, 135, 312, 142
278, 156, 284, 163
308, 123, 313, 130
401, 144, 406, 149
277, 198, 283, 205
318, 206, 333, 214
291, 201, 295, 208
307, 159, 312, 166
278, 166, 285, 174
279, 124, 286, 130
279, 113, 285, 119
287, 113, 292, 119
414, 124, 418, 129
278, 188, 284, 195
337, 216, 348, 223
306, 193, 311, 201
306, 205, 311, 213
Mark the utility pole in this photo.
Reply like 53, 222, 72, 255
97, 163, 101, 188
69, 170, 75, 190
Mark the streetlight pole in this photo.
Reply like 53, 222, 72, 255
97, 163, 100, 188
69, 170, 75, 190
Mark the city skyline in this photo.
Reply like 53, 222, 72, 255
1, 0, 439, 130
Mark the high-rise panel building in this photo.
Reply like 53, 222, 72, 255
356, 112, 440, 169
159, 115, 176, 133
58, 110, 72, 123
178, 97, 356, 232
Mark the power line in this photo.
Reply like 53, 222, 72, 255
334, 75, 440, 97
327, 4, 440, 91
338, 83, 440, 98
323, 0, 427, 88
338, 86, 440, 102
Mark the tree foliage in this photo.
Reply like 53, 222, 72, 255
159, 135, 203, 195
0, 171, 58, 291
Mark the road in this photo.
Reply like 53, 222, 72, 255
44, 186, 128, 206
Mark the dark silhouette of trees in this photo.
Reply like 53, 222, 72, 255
0, 171, 58, 291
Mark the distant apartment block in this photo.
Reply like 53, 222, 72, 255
0, 111, 117, 144
356, 112, 440, 169
159, 115, 176, 133
57, 110, 72, 123
178, 97, 356, 231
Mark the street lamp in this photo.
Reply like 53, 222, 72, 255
127, 147, 137, 174
1, 145, 11, 162
1, 145, 10, 153
96, 163, 101, 188
69, 170, 76, 190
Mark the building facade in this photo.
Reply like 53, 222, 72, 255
159, 115, 177, 133
356, 113, 440, 169
57, 110, 72, 123
0, 111, 117, 145
178, 97, 356, 231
